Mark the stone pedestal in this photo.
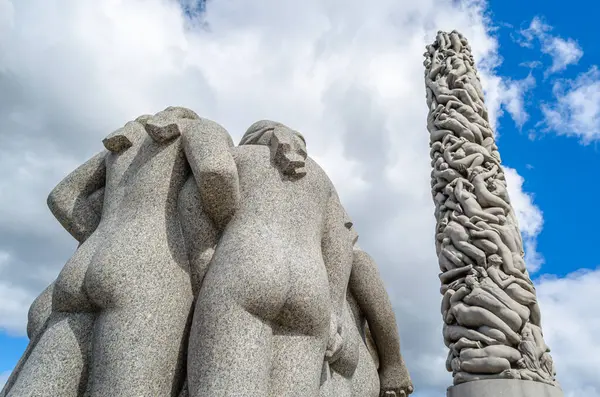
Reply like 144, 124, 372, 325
447, 380, 564, 397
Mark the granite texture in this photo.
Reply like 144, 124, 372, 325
424, 30, 561, 393
447, 379, 564, 397
319, 242, 414, 397
187, 120, 341, 397
3, 111, 412, 397
350, 247, 413, 397
2, 107, 213, 397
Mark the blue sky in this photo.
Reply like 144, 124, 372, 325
488, 0, 600, 277
0, 0, 599, 395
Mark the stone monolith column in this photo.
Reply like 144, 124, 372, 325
423, 30, 563, 397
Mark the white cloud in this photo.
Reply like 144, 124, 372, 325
543, 36, 584, 75
0, 0, 590, 395
517, 16, 552, 47
541, 66, 600, 142
483, 73, 535, 130
518, 16, 583, 76
536, 268, 600, 397
503, 167, 544, 272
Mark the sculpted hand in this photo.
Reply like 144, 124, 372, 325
144, 107, 200, 143
144, 114, 183, 143
379, 363, 414, 397
324, 315, 344, 363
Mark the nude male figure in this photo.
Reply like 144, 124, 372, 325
323, 232, 414, 397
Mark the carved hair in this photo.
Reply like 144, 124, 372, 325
240, 120, 308, 179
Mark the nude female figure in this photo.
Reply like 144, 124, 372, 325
486, 178, 510, 205
4, 107, 222, 397
0, 168, 106, 397
186, 120, 354, 397
2, 125, 139, 397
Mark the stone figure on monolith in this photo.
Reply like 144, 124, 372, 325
424, 30, 563, 397
1, 108, 413, 397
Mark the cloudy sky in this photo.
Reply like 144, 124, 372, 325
1, 0, 599, 396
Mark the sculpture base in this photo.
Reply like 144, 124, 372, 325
447, 380, 564, 397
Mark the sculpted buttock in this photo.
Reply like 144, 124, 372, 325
3, 110, 413, 397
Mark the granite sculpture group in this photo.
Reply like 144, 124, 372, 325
1, 109, 413, 397
2, 29, 564, 397
424, 31, 563, 396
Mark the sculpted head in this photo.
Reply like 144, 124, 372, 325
521, 323, 534, 340
488, 254, 503, 268
474, 266, 487, 278
240, 120, 304, 148
467, 166, 485, 181
454, 148, 466, 159
438, 217, 449, 233
465, 274, 479, 289
241, 120, 308, 178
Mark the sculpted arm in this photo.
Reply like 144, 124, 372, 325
179, 119, 240, 231
47, 151, 108, 243
350, 248, 412, 394
143, 109, 240, 231
321, 192, 354, 322
145, 111, 240, 232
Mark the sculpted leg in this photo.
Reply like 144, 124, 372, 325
6, 312, 94, 397
1, 283, 56, 397
477, 326, 508, 345
350, 340, 379, 397
271, 332, 328, 397
471, 238, 498, 255
188, 298, 273, 397
86, 295, 192, 397
454, 241, 486, 266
